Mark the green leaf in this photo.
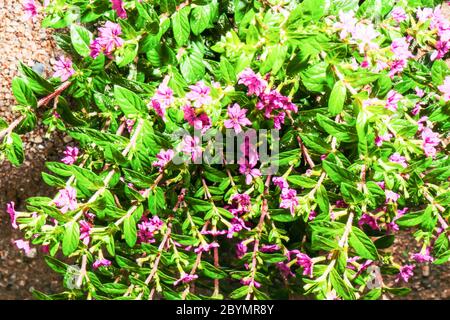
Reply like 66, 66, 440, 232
349, 227, 378, 260
70, 25, 92, 57
219, 57, 236, 84
229, 286, 250, 299
62, 222, 80, 256
124, 215, 137, 247
322, 159, 357, 185
19, 62, 53, 95
201, 261, 226, 279
328, 80, 346, 115
340, 182, 364, 204
12, 78, 37, 108
180, 50, 205, 84
172, 6, 191, 47
316, 114, 357, 142
114, 85, 146, 116
4, 133, 24, 166
316, 185, 330, 214
431, 60, 450, 87
190, 4, 213, 35
148, 187, 166, 214
330, 269, 356, 300
396, 209, 427, 227
287, 175, 317, 188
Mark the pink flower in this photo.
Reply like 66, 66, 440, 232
240, 277, 261, 288
415, 87, 425, 98
351, 23, 380, 53
411, 247, 434, 263
391, 7, 407, 23
152, 149, 174, 171
90, 22, 124, 58
272, 176, 289, 189
333, 10, 357, 40
273, 111, 285, 129
391, 37, 414, 60
54, 186, 77, 213
238, 68, 268, 96
385, 190, 400, 203
14, 239, 32, 256
236, 241, 248, 258
93, 259, 112, 269
308, 210, 317, 221
224, 104, 252, 133
79, 220, 92, 246
230, 193, 251, 215
389, 153, 408, 168
438, 76, 450, 101
227, 217, 250, 238
137, 216, 163, 243
276, 262, 294, 278
150, 83, 174, 120
53, 56, 75, 82
375, 132, 393, 147
7, 202, 18, 229
61, 146, 79, 165
126, 119, 135, 133
110, 0, 127, 19
174, 273, 198, 286
22, 0, 38, 20
431, 41, 450, 61
296, 253, 314, 277
389, 59, 408, 77
385, 90, 402, 111
421, 127, 440, 157
417, 8, 433, 22
185, 81, 212, 108
395, 264, 414, 283
181, 135, 202, 162
182, 105, 211, 132
358, 213, 380, 230
260, 244, 280, 253
280, 188, 298, 216
376, 181, 385, 190
194, 242, 219, 253
239, 160, 261, 185
257, 91, 297, 118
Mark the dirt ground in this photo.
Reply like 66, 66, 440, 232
0, 1, 449, 300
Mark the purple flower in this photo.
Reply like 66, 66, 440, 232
236, 241, 248, 259
276, 262, 294, 278
358, 213, 380, 230
79, 220, 92, 246
61, 146, 79, 165
391, 37, 413, 60
93, 259, 112, 269
224, 104, 252, 134
238, 68, 268, 96
182, 105, 211, 132
53, 56, 75, 82
375, 132, 392, 147
395, 264, 414, 283
110, 0, 127, 19
421, 127, 440, 158
376, 181, 385, 190
280, 188, 298, 216
296, 253, 314, 278
260, 244, 280, 253
174, 273, 198, 286
385, 190, 400, 203
272, 176, 289, 190
14, 239, 32, 256
22, 0, 38, 20
438, 76, 450, 101
194, 242, 220, 254
227, 217, 250, 238
431, 40, 450, 61
181, 135, 202, 162
152, 149, 174, 171
385, 90, 402, 112
273, 111, 285, 129
335, 200, 348, 208
230, 193, 251, 215
417, 8, 433, 22
391, 7, 407, 23
308, 210, 317, 221
54, 186, 77, 213
185, 81, 212, 108
415, 87, 425, 98
137, 216, 163, 243
389, 153, 408, 168
126, 119, 135, 133
7, 202, 18, 229
351, 23, 380, 53
238, 160, 261, 185
240, 277, 261, 288
257, 90, 297, 118
412, 247, 434, 263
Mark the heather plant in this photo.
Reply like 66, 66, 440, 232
1, 0, 449, 300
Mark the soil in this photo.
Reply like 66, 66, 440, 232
0, 0, 448, 300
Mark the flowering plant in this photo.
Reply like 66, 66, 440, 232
1, 0, 449, 300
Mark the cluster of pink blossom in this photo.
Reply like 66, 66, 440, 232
7, 202, 18, 229
226, 193, 252, 239
411, 247, 434, 263
22, 0, 38, 20
79, 220, 92, 246
273, 177, 298, 216
174, 273, 198, 286
93, 259, 112, 269
110, 0, 127, 19
389, 37, 414, 77
90, 22, 124, 59
181, 135, 202, 162
61, 146, 79, 165
53, 56, 75, 82
237, 133, 261, 185
150, 83, 174, 121
224, 103, 252, 133
137, 215, 163, 243
418, 6, 450, 60
389, 152, 408, 168
152, 149, 174, 171
395, 264, 414, 282
415, 116, 441, 158
238, 68, 297, 129
54, 186, 77, 213
194, 241, 219, 253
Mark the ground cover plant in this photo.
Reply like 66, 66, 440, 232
1, 0, 449, 300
